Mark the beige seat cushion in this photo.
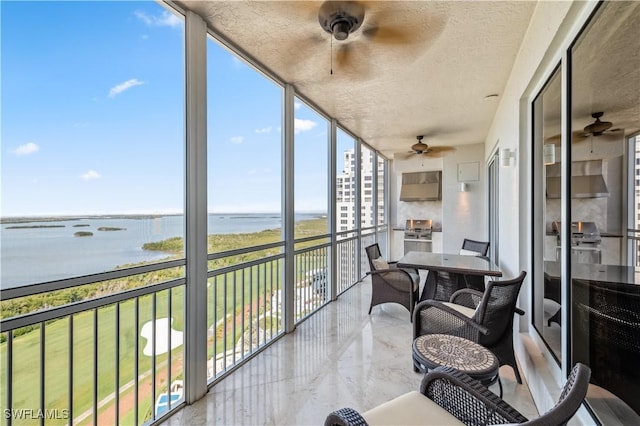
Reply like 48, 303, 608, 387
362, 391, 464, 425
441, 302, 476, 318
372, 257, 390, 270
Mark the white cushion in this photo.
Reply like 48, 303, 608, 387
441, 302, 476, 318
459, 248, 482, 256
363, 391, 464, 425
372, 257, 389, 270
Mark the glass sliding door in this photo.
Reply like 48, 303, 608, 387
569, 1, 640, 419
488, 152, 499, 265
532, 66, 562, 363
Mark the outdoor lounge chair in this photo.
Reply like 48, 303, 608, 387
324, 363, 591, 426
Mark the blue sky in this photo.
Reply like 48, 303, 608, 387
1, 1, 331, 217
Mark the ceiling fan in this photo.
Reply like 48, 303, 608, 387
314, 1, 432, 73
582, 112, 621, 137
545, 111, 622, 143
405, 135, 455, 158
318, 1, 365, 41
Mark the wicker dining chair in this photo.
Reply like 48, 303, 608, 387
325, 363, 591, 426
414, 271, 527, 384
427, 239, 491, 301
365, 243, 420, 321
459, 239, 490, 293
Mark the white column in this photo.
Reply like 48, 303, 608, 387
283, 84, 296, 332
184, 10, 208, 403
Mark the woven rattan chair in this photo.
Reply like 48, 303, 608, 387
461, 239, 490, 256
365, 243, 420, 321
324, 363, 591, 426
425, 239, 491, 301
413, 271, 526, 384
460, 239, 490, 292
573, 278, 640, 415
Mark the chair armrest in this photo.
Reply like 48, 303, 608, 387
450, 288, 484, 308
388, 261, 419, 275
324, 407, 369, 426
368, 269, 417, 293
420, 367, 528, 424
413, 300, 488, 339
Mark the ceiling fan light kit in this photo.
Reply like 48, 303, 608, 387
406, 135, 455, 159
318, 1, 364, 41
583, 111, 613, 136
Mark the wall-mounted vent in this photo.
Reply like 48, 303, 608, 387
400, 171, 442, 201
546, 159, 609, 199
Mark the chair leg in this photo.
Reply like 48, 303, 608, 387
512, 362, 523, 384
368, 303, 372, 315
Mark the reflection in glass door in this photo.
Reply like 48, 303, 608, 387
488, 152, 499, 265
569, 2, 640, 420
627, 134, 640, 266
532, 65, 562, 364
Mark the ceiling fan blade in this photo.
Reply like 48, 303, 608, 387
334, 43, 352, 68
545, 130, 590, 144
424, 146, 456, 157
362, 25, 412, 45
395, 151, 416, 160
429, 146, 456, 153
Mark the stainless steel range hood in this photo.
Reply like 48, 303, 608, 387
546, 159, 609, 199
400, 171, 442, 201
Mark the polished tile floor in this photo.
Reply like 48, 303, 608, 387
163, 277, 539, 425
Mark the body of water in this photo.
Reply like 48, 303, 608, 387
1, 213, 323, 289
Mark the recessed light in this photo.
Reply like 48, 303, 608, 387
484, 94, 499, 100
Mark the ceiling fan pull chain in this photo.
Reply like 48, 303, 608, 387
330, 36, 333, 75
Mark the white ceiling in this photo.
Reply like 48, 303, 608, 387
174, 0, 538, 157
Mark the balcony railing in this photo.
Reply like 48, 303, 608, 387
0, 260, 187, 426
1, 229, 387, 425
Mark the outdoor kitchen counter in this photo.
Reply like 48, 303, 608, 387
544, 261, 640, 286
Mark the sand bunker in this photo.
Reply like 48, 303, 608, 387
141, 317, 184, 356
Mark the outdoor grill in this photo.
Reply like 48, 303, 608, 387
552, 221, 602, 263
404, 219, 433, 254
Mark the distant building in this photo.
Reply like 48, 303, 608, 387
336, 148, 383, 232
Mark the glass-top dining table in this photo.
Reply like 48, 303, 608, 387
397, 251, 502, 302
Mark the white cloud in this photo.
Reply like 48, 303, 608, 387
294, 102, 302, 110
294, 118, 317, 134
134, 10, 182, 28
80, 170, 101, 181
109, 79, 145, 98
255, 126, 272, 134
12, 142, 39, 156
230, 136, 244, 144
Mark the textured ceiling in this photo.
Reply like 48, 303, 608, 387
175, 1, 538, 156
542, 1, 640, 141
